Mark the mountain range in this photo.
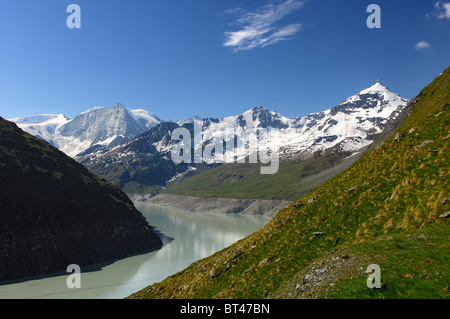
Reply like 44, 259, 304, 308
161, 81, 413, 201
9, 80, 409, 194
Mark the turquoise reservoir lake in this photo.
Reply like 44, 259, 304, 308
0, 201, 269, 299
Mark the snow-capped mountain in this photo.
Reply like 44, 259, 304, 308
176, 80, 409, 162
274, 80, 409, 159
9, 104, 161, 157
58, 103, 150, 156
79, 81, 409, 189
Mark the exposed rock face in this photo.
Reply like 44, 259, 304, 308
133, 193, 291, 217
0, 117, 163, 282
78, 122, 194, 189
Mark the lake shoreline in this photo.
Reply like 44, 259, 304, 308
0, 202, 269, 299
128, 193, 291, 217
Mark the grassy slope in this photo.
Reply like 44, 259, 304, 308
129, 67, 449, 299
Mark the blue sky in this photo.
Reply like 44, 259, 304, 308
0, 0, 449, 121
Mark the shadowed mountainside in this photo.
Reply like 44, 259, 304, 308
0, 118, 162, 282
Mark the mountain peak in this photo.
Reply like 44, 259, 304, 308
242, 106, 272, 117
360, 80, 389, 95
251, 106, 270, 112
113, 103, 127, 110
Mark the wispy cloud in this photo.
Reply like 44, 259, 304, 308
223, 0, 305, 51
426, 1, 450, 20
415, 41, 432, 50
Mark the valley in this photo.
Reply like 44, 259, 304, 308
3, 68, 448, 300
2, 0, 448, 303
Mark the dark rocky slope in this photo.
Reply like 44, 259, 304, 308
0, 117, 162, 282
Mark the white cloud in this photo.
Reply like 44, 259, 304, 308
426, 1, 450, 20
415, 41, 432, 50
223, 0, 305, 51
